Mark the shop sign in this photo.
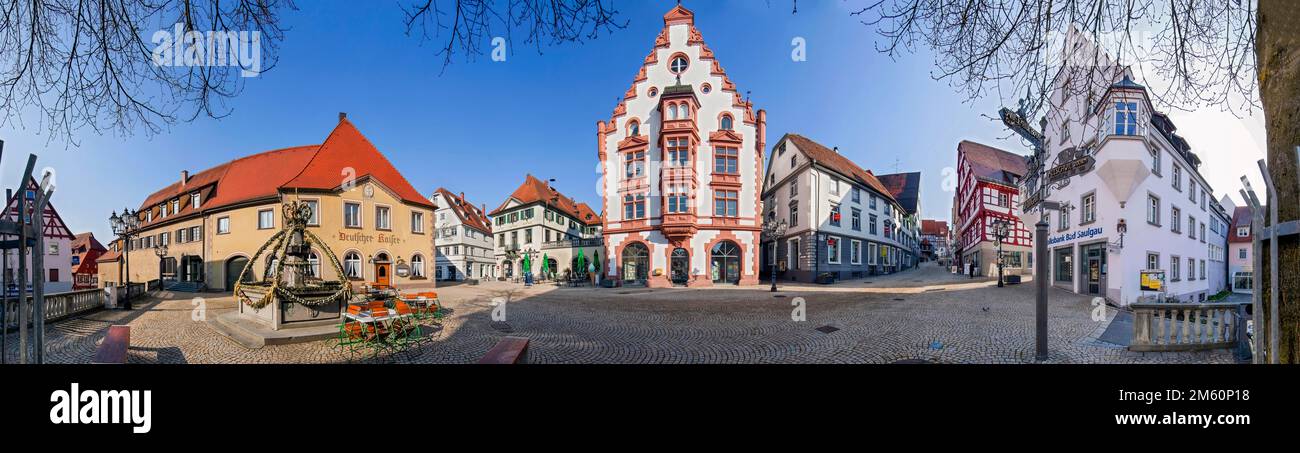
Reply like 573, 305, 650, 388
338, 232, 404, 245
1140, 270, 1165, 292
1046, 227, 1104, 246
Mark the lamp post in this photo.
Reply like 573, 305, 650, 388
762, 218, 788, 292
993, 220, 1009, 287
109, 208, 141, 310
154, 243, 169, 284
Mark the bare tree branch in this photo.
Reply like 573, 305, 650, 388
0, 0, 294, 143
401, 0, 627, 72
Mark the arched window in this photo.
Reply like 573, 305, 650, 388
411, 254, 425, 278
679, 104, 689, 119
307, 252, 320, 278
668, 103, 678, 120
628, 120, 640, 136
710, 240, 741, 284
720, 114, 734, 131
344, 252, 362, 279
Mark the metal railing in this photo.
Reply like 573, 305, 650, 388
1129, 302, 1249, 352
541, 238, 604, 249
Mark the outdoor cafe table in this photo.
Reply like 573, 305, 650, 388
344, 308, 413, 324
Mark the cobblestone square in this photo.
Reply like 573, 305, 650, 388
3, 263, 1242, 364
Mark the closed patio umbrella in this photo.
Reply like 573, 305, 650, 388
541, 253, 550, 277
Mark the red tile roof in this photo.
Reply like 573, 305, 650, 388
433, 188, 492, 234
131, 118, 432, 229
282, 119, 433, 209
921, 220, 950, 237
783, 133, 896, 203
491, 174, 602, 226
1229, 206, 1253, 243
959, 140, 1028, 186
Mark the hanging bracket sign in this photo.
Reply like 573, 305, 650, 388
1046, 147, 1096, 184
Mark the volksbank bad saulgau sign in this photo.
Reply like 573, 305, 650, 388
1047, 227, 1104, 246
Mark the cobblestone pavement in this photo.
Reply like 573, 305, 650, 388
2, 263, 1242, 364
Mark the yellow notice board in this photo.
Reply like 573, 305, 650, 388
1140, 270, 1165, 292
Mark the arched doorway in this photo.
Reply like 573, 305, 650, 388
670, 248, 690, 286
224, 256, 250, 291
621, 242, 649, 286
546, 258, 557, 280
711, 241, 741, 285
373, 253, 391, 288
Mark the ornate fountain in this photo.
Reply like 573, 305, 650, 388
233, 201, 353, 330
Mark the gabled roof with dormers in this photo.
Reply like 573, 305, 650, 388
432, 188, 492, 235
128, 118, 433, 231
491, 175, 602, 226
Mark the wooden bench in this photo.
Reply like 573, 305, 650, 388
92, 325, 131, 364
477, 336, 529, 364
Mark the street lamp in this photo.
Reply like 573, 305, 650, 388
762, 218, 788, 292
109, 208, 141, 310
993, 220, 1009, 288
154, 242, 169, 284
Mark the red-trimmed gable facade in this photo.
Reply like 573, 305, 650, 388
954, 140, 1033, 273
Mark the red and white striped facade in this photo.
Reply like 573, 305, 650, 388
595, 5, 766, 287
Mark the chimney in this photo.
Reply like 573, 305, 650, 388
180, 170, 189, 186
832, 146, 838, 153
460, 192, 465, 201
338, 112, 347, 121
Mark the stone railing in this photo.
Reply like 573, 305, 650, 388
1129, 302, 1249, 352
1, 280, 158, 332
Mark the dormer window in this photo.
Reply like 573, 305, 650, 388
191, 192, 201, 209
171, 199, 179, 215
670, 56, 689, 74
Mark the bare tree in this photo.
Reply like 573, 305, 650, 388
0, 0, 627, 142
400, 0, 626, 70
853, 0, 1297, 362
0, 0, 294, 142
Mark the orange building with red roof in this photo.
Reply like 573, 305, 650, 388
98, 115, 437, 293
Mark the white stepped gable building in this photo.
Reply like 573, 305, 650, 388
596, 4, 766, 287
1019, 29, 1222, 305
430, 188, 495, 281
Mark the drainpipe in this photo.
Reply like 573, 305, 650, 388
811, 162, 819, 282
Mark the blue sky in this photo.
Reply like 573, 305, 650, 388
1, 0, 1259, 243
